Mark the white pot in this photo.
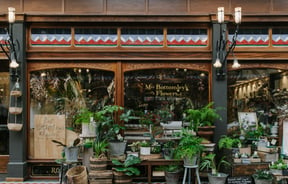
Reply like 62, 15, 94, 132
81, 123, 96, 137
140, 147, 151, 155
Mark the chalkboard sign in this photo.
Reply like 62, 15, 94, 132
227, 176, 253, 184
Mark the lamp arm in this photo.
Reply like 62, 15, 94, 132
223, 24, 239, 62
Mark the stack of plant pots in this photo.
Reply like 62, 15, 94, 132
89, 156, 113, 184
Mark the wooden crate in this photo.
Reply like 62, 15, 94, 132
232, 163, 269, 176
258, 151, 279, 162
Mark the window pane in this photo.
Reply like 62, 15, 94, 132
75, 28, 117, 47
272, 28, 288, 47
29, 68, 114, 159
124, 68, 209, 122
229, 28, 269, 47
121, 28, 163, 47
167, 29, 208, 47
31, 28, 72, 47
227, 68, 286, 144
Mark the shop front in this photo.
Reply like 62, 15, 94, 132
1, 0, 288, 181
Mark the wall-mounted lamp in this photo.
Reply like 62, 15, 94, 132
214, 7, 242, 80
0, 7, 20, 72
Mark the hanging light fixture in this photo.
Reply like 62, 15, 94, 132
214, 7, 242, 80
0, 7, 20, 70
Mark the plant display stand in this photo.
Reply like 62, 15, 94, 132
182, 164, 201, 184
7, 79, 23, 131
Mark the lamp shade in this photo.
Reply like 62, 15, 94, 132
8, 7, 15, 23
213, 58, 222, 68
235, 7, 242, 24
9, 58, 19, 68
217, 7, 224, 23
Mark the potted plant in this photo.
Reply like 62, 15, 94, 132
139, 140, 151, 155
112, 155, 142, 184
162, 140, 177, 160
184, 102, 222, 142
175, 128, 203, 166
252, 169, 273, 184
52, 138, 81, 162
163, 164, 182, 184
73, 108, 96, 137
199, 153, 230, 184
90, 140, 109, 171
93, 105, 137, 157
269, 158, 288, 175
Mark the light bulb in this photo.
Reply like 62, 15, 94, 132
9, 58, 19, 68
213, 58, 222, 68
232, 58, 241, 68
8, 7, 15, 23
235, 7, 242, 24
217, 7, 224, 23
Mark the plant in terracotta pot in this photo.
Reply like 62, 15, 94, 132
184, 102, 222, 142
175, 128, 203, 166
252, 169, 273, 184
112, 155, 142, 184
199, 153, 230, 184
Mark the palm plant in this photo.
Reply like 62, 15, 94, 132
199, 153, 230, 176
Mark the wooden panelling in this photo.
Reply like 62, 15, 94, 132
273, 0, 288, 12
24, 0, 63, 13
65, 0, 104, 14
0, 0, 21, 13
148, 0, 187, 15
231, 0, 271, 14
190, 0, 228, 14
107, 0, 146, 14
0, 0, 288, 15
0, 155, 8, 173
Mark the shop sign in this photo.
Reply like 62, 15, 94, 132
32, 165, 60, 176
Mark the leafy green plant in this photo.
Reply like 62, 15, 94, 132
253, 169, 273, 180
112, 155, 142, 176
199, 153, 230, 176
163, 165, 182, 172
139, 140, 151, 147
94, 105, 136, 142
184, 102, 222, 131
93, 140, 108, 158
73, 108, 94, 124
175, 128, 203, 159
218, 136, 241, 150
269, 158, 288, 170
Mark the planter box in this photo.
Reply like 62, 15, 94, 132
258, 151, 278, 162
152, 170, 165, 176
270, 169, 282, 175
257, 146, 278, 153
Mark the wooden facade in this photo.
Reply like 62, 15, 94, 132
1, 0, 288, 182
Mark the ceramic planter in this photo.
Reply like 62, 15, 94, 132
140, 147, 151, 155
108, 141, 127, 156
183, 155, 198, 166
81, 123, 96, 137
208, 173, 228, 184
165, 170, 181, 184
65, 146, 79, 162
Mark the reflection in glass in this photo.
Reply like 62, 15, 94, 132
227, 68, 287, 137
30, 68, 115, 126
124, 69, 209, 122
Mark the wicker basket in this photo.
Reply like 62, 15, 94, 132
66, 166, 88, 184
7, 123, 23, 131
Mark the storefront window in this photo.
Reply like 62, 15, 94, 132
121, 28, 163, 47
167, 28, 208, 47
30, 28, 72, 47
75, 28, 117, 47
0, 72, 9, 155
229, 28, 269, 47
29, 68, 114, 159
227, 68, 286, 145
124, 68, 209, 122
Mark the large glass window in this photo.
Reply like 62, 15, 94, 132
124, 68, 209, 122
29, 68, 114, 159
227, 68, 286, 148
